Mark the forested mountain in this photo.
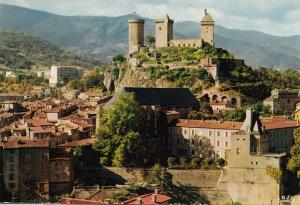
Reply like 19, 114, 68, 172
0, 29, 101, 70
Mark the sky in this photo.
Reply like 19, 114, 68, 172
0, 0, 299, 36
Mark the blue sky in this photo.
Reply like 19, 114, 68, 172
0, 0, 299, 36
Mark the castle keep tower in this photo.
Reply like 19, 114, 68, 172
201, 9, 215, 46
155, 15, 174, 48
128, 17, 145, 54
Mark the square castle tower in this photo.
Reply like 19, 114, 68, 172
155, 9, 214, 48
128, 9, 215, 54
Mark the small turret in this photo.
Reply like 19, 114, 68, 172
200, 9, 215, 46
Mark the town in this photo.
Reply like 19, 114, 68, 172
0, 4, 300, 205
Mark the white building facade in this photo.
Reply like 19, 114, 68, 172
49, 65, 83, 86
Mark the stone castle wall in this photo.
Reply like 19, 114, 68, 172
169, 39, 201, 48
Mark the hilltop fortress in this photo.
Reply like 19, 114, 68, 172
128, 9, 214, 54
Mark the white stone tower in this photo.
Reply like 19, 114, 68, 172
155, 15, 174, 48
128, 14, 145, 54
201, 9, 215, 46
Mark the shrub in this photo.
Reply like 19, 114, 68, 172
191, 157, 202, 169
179, 157, 190, 169
113, 55, 125, 62
100, 157, 109, 166
167, 157, 178, 168
202, 157, 215, 169
216, 158, 226, 167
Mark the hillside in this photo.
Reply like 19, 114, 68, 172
0, 29, 101, 70
0, 4, 299, 69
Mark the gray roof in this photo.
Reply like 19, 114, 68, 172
107, 87, 199, 108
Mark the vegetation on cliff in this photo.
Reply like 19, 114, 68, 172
0, 29, 101, 70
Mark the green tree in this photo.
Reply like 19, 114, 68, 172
288, 128, 300, 178
113, 55, 126, 62
251, 101, 271, 117
221, 108, 246, 122
145, 35, 155, 47
94, 93, 161, 167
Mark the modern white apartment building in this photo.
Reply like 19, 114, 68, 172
49, 65, 83, 86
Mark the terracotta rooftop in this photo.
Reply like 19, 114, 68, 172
122, 193, 171, 205
171, 119, 242, 130
57, 138, 95, 147
171, 118, 299, 131
262, 121, 299, 130
2, 139, 49, 149
59, 197, 101, 204
0, 112, 14, 118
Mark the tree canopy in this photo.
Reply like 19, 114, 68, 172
94, 93, 164, 167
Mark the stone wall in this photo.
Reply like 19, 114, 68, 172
103, 167, 221, 188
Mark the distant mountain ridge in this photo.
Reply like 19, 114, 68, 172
0, 4, 299, 69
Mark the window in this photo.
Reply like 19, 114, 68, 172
54, 174, 60, 181
225, 132, 228, 137
217, 131, 220, 137
9, 164, 14, 172
225, 141, 228, 147
8, 183, 15, 189
159, 27, 162, 31
236, 148, 240, 154
217, 141, 220, 146
191, 150, 195, 155
209, 131, 212, 136
9, 173, 14, 181
177, 138, 180, 144
184, 139, 188, 144
191, 139, 194, 145
184, 130, 187, 134
192, 130, 194, 136
9, 156, 14, 163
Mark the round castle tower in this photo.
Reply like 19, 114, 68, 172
128, 15, 145, 54
200, 9, 215, 46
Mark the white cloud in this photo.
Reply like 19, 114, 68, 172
0, 0, 299, 36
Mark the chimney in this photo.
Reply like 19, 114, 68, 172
240, 108, 253, 132
152, 193, 157, 204
137, 197, 142, 205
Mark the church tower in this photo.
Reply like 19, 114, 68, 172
128, 14, 145, 54
201, 9, 215, 46
155, 15, 174, 48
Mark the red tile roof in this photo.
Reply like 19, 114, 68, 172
122, 193, 171, 205
57, 138, 95, 147
171, 118, 299, 131
59, 197, 101, 204
2, 139, 49, 149
263, 121, 299, 130
172, 119, 242, 130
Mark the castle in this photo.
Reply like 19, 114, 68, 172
128, 9, 215, 54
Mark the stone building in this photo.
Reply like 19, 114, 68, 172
128, 9, 215, 54
264, 89, 300, 114
168, 109, 298, 158
155, 15, 173, 48
49, 157, 73, 195
155, 9, 214, 48
0, 93, 24, 103
227, 110, 287, 205
128, 17, 145, 54
1, 139, 50, 202
199, 88, 256, 108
